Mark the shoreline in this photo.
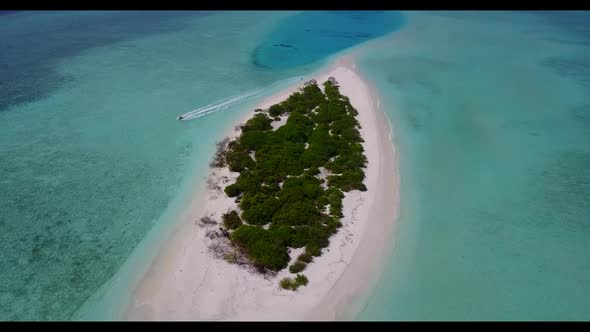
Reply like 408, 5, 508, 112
125, 56, 399, 321
306, 65, 400, 320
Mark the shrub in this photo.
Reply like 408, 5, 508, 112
225, 143, 256, 172
220, 78, 367, 275
279, 277, 298, 290
242, 113, 272, 132
224, 183, 241, 197
238, 192, 266, 210
240, 130, 273, 151
231, 225, 290, 271
326, 181, 345, 218
279, 277, 291, 289
306, 244, 322, 257
275, 112, 315, 143
307, 226, 330, 249
271, 222, 294, 238
297, 252, 313, 264
325, 187, 344, 199
316, 196, 329, 208
328, 153, 367, 174
260, 182, 280, 195
289, 260, 307, 273
272, 201, 321, 226
235, 170, 268, 195
327, 169, 366, 192
269, 104, 285, 117
325, 217, 343, 231
289, 226, 311, 249
241, 196, 281, 225
347, 104, 358, 116
255, 141, 305, 177
301, 125, 339, 167
330, 203, 343, 218
295, 274, 309, 286
277, 178, 322, 205
222, 210, 242, 230
306, 167, 320, 176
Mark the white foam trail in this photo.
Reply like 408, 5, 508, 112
179, 89, 264, 120
178, 77, 301, 121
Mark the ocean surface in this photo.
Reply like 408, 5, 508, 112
3, 10, 589, 322
0, 11, 404, 320
356, 11, 590, 320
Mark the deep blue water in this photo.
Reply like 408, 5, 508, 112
0, 11, 212, 112
253, 11, 405, 69
0, 11, 19, 16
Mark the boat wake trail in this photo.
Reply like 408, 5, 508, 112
177, 76, 301, 121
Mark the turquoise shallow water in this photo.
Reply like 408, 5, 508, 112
356, 11, 590, 320
0, 11, 404, 320
5, 10, 589, 321
0, 11, 295, 321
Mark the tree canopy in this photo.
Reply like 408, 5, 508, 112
218, 79, 367, 287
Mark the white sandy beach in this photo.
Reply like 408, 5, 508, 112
126, 56, 400, 321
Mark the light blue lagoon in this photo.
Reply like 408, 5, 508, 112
356, 11, 590, 320
0, 10, 404, 320
2, 10, 589, 321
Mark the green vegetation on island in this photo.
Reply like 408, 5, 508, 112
214, 78, 367, 290
279, 274, 309, 291
222, 210, 242, 230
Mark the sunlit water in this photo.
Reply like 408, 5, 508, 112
0, 10, 404, 320
6, 10, 586, 321
356, 11, 590, 320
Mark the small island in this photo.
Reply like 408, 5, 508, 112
126, 61, 398, 320
207, 77, 368, 290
